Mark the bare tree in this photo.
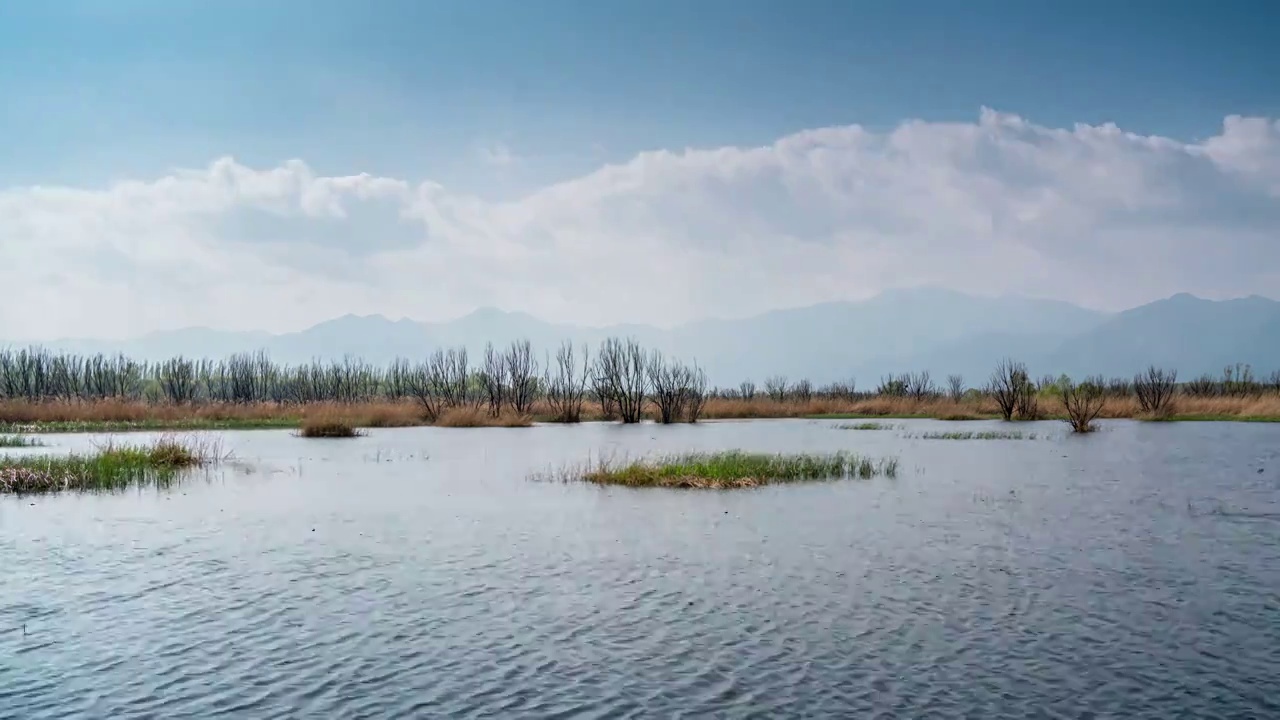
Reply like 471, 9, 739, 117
683, 363, 709, 423
739, 380, 757, 401
1061, 376, 1106, 433
988, 358, 1032, 421
1133, 366, 1177, 416
876, 374, 907, 397
1268, 369, 1280, 394
595, 337, 648, 423
543, 341, 590, 423
946, 374, 964, 402
505, 339, 539, 415
481, 342, 507, 417
1223, 363, 1257, 397
764, 375, 788, 402
648, 352, 687, 424
1184, 374, 1218, 397
792, 378, 813, 403
904, 371, 935, 401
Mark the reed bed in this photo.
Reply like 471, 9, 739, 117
544, 450, 900, 489
0, 435, 222, 494
0, 434, 42, 447
297, 417, 366, 438
0, 391, 1277, 435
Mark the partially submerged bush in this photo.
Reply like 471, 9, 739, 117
549, 450, 900, 489
1061, 378, 1106, 433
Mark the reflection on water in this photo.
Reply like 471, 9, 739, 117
3, 419, 1279, 717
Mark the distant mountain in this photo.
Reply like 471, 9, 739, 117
11, 289, 1280, 387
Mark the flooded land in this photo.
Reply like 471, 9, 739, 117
3, 419, 1279, 717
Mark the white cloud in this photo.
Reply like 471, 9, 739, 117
2, 109, 1279, 340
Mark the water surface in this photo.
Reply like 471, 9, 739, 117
3, 419, 1279, 718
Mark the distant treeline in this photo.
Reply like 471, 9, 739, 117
1, 343, 1277, 424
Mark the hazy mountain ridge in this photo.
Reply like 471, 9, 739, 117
13, 290, 1280, 387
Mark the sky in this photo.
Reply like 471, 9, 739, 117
1, 0, 1279, 340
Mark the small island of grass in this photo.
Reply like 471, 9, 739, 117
553, 450, 900, 488
0, 434, 42, 448
0, 435, 219, 494
297, 417, 366, 438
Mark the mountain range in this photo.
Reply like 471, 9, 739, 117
15, 289, 1280, 388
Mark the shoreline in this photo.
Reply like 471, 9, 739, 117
2, 396, 1278, 434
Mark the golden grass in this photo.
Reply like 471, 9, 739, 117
297, 417, 365, 438
435, 406, 534, 428
1, 392, 1277, 433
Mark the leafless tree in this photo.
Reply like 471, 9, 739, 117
683, 363, 709, 423
1184, 374, 1219, 397
481, 342, 507, 417
764, 375, 788, 402
1061, 376, 1106, 433
595, 337, 648, 423
988, 358, 1032, 421
946, 374, 964, 402
1133, 366, 1177, 416
739, 380, 757, 401
1106, 377, 1133, 397
648, 352, 687, 424
543, 341, 590, 423
505, 339, 538, 415
1223, 363, 1257, 397
792, 378, 813, 403
904, 371, 935, 401
1268, 369, 1280, 394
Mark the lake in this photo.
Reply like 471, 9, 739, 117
3, 419, 1279, 718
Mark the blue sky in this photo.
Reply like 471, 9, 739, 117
1, 1, 1279, 339
3, 1, 1277, 193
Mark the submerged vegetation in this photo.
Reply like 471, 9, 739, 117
546, 451, 900, 488
834, 422, 898, 431
0, 345, 1278, 434
0, 434, 41, 447
0, 435, 221, 494
909, 430, 1036, 440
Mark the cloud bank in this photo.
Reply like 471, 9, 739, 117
2, 109, 1278, 340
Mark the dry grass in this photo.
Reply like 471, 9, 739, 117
2, 393, 1278, 433
435, 407, 534, 428
297, 417, 365, 438
1, 434, 223, 494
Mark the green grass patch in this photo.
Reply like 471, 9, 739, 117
545, 450, 900, 489
0, 434, 42, 448
0, 435, 223, 494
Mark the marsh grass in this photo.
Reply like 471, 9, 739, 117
834, 422, 899, 431
541, 450, 900, 488
297, 417, 366, 438
907, 430, 1036, 440
1, 392, 1278, 435
0, 434, 223, 494
0, 434, 42, 447
436, 407, 534, 428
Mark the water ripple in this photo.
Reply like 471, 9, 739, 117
3, 420, 1280, 717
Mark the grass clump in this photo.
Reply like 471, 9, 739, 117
0, 434, 42, 447
552, 450, 900, 489
0, 435, 221, 494
911, 430, 1034, 440
297, 417, 365, 438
